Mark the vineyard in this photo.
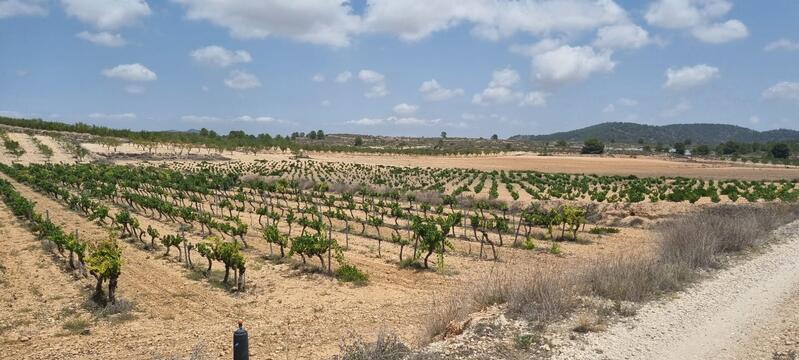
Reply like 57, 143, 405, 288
1, 136, 798, 358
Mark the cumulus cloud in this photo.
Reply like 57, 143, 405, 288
358, 69, 388, 98
173, 0, 360, 47
473, 68, 548, 107
362, 0, 627, 42
0, 0, 47, 18
76, 31, 126, 47
418, 79, 464, 101
645, 0, 747, 44
765, 39, 799, 52
519, 91, 549, 107
190, 45, 252, 67
691, 19, 747, 44
224, 70, 261, 89
335, 71, 352, 83
533, 45, 616, 85
393, 103, 418, 114
663, 64, 719, 90
102, 63, 157, 82
593, 23, 650, 49
348, 116, 441, 126
762, 82, 799, 101
311, 73, 325, 82
61, 0, 151, 30
88, 112, 137, 120
509, 38, 564, 57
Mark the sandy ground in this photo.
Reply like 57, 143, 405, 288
555, 220, 799, 360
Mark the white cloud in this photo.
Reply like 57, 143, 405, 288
348, 116, 440, 126
180, 115, 219, 123
533, 45, 616, 85
102, 63, 157, 82
0, 0, 47, 18
604, 97, 638, 112
335, 71, 352, 83
691, 19, 747, 44
358, 69, 385, 83
190, 45, 252, 67
602, 104, 616, 113
173, 0, 360, 47
61, 0, 151, 30
762, 82, 799, 101
418, 79, 464, 101
393, 103, 418, 114
89, 112, 137, 120
661, 98, 692, 117
358, 69, 388, 98
765, 39, 799, 52
593, 23, 650, 49
473, 68, 521, 105
663, 64, 719, 90
618, 97, 638, 106
645, 0, 731, 29
519, 91, 549, 107
224, 70, 261, 90
362, 0, 627, 42
489, 68, 520, 88
181, 114, 294, 125
473, 68, 547, 107
312, 73, 325, 82
510, 38, 564, 57
77, 31, 126, 47
645, 0, 747, 44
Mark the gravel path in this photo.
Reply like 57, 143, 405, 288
556, 220, 799, 360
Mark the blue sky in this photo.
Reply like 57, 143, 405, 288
1, 0, 798, 138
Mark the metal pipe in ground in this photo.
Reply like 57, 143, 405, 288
233, 320, 249, 360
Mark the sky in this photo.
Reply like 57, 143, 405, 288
1, 0, 798, 138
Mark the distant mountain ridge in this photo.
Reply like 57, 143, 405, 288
510, 122, 799, 145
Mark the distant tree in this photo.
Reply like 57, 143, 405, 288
199, 128, 210, 137
491, 134, 498, 140
673, 142, 687, 155
440, 131, 447, 139
581, 138, 605, 154
317, 130, 325, 139
354, 136, 364, 146
307, 130, 317, 140
556, 140, 568, 147
693, 145, 711, 156
771, 143, 791, 159
718, 141, 740, 155
637, 138, 644, 145
642, 145, 652, 153
684, 138, 692, 145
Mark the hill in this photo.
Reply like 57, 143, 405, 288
510, 122, 799, 145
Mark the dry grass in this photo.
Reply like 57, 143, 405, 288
420, 204, 799, 341
334, 331, 412, 360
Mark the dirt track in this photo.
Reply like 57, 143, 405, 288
556, 220, 799, 360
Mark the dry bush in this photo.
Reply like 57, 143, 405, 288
572, 312, 606, 333
422, 296, 473, 343
584, 253, 694, 302
334, 331, 411, 360
505, 265, 579, 323
658, 204, 798, 269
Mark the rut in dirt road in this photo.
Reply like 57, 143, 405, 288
556, 220, 799, 360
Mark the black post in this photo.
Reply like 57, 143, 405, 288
233, 320, 249, 360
